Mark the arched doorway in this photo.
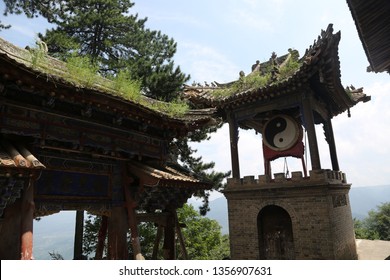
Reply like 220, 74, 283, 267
257, 205, 295, 259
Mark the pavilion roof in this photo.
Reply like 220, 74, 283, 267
128, 160, 211, 211
182, 24, 370, 119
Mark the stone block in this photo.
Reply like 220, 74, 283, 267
274, 172, 286, 182
258, 174, 270, 183
243, 175, 255, 185
227, 177, 241, 186
309, 169, 327, 180
291, 171, 303, 181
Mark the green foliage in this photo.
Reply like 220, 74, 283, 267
0, 21, 11, 30
147, 98, 189, 117
354, 202, 390, 241
278, 55, 301, 81
83, 214, 103, 258
353, 218, 377, 240
48, 250, 64, 260
212, 49, 301, 98
66, 55, 99, 87
177, 204, 230, 260
170, 124, 231, 215
83, 205, 230, 260
213, 73, 271, 98
27, 40, 48, 69
111, 70, 142, 102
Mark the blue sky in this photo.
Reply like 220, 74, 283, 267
1, 0, 390, 191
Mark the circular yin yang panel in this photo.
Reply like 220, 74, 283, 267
263, 115, 300, 151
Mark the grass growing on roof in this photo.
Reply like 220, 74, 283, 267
24, 41, 301, 116
66, 55, 99, 87
24, 43, 189, 117
211, 50, 302, 98
111, 70, 142, 102
110, 71, 189, 116
212, 72, 271, 98
28, 41, 48, 69
148, 98, 189, 117
278, 56, 301, 81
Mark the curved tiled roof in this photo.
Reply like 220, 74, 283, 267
182, 24, 370, 118
0, 140, 45, 169
347, 0, 390, 73
0, 37, 216, 130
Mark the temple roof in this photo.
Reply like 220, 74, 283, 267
128, 160, 211, 211
347, 0, 390, 73
0, 37, 216, 135
182, 24, 370, 119
0, 139, 45, 169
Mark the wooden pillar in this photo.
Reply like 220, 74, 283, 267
175, 211, 188, 260
324, 118, 340, 171
123, 184, 144, 260
163, 210, 176, 260
20, 179, 34, 260
302, 94, 321, 170
227, 113, 240, 178
107, 206, 129, 260
95, 215, 108, 260
73, 210, 84, 260
152, 225, 164, 260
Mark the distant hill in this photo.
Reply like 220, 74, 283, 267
32, 185, 390, 259
349, 185, 390, 220
33, 211, 75, 260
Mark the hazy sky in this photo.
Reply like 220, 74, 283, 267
1, 0, 389, 190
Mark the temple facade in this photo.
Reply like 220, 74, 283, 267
0, 37, 215, 260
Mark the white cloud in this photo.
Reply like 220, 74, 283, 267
330, 81, 390, 187
224, 0, 280, 33
176, 42, 240, 83
0, 12, 53, 48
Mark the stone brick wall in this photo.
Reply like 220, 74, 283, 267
224, 170, 357, 260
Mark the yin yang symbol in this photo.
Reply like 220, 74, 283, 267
263, 115, 299, 151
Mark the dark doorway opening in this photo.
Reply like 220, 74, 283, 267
257, 205, 295, 259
